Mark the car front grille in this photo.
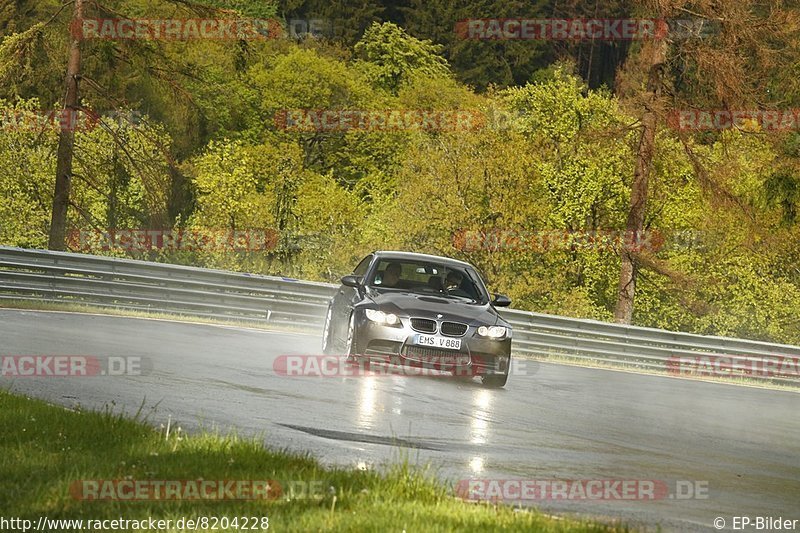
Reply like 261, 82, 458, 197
410, 318, 437, 333
440, 321, 468, 337
402, 346, 471, 365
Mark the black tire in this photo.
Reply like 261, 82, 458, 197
321, 306, 335, 355
481, 356, 510, 388
344, 313, 360, 362
453, 372, 476, 384
481, 372, 508, 388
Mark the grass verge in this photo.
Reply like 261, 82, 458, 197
0, 389, 624, 532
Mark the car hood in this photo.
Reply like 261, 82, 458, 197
363, 288, 504, 325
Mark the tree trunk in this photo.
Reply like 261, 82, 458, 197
48, 0, 83, 251
613, 38, 667, 323
167, 162, 189, 224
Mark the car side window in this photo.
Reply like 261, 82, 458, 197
353, 255, 372, 277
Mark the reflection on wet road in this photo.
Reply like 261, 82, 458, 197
2, 310, 799, 532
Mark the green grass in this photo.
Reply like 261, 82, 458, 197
0, 390, 625, 532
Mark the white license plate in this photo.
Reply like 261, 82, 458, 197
415, 334, 461, 350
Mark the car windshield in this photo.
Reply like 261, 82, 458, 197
368, 259, 488, 304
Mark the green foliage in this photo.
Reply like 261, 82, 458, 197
764, 171, 800, 225
1, 1, 800, 345
0, 97, 174, 253
503, 69, 632, 229
196, 0, 278, 19
278, 0, 385, 44
247, 47, 400, 187
186, 138, 363, 278
0, 23, 45, 94
0, 99, 55, 248
70, 112, 173, 230
354, 22, 451, 94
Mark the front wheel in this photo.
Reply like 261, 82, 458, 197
481, 372, 508, 388
481, 356, 510, 388
321, 306, 335, 355
344, 313, 360, 363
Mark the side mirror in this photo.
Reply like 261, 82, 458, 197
491, 293, 512, 307
341, 275, 363, 288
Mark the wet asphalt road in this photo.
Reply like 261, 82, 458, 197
2, 309, 799, 531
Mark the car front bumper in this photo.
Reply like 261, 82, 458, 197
353, 313, 511, 377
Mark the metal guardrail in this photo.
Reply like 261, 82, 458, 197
1, 246, 799, 385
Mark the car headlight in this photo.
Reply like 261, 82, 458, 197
365, 309, 400, 326
477, 325, 507, 339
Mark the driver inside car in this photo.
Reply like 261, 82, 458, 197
444, 270, 463, 291
380, 262, 403, 288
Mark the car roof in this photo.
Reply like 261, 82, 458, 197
371, 250, 473, 268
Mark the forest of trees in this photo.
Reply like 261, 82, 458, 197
1, 0, 799, 344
